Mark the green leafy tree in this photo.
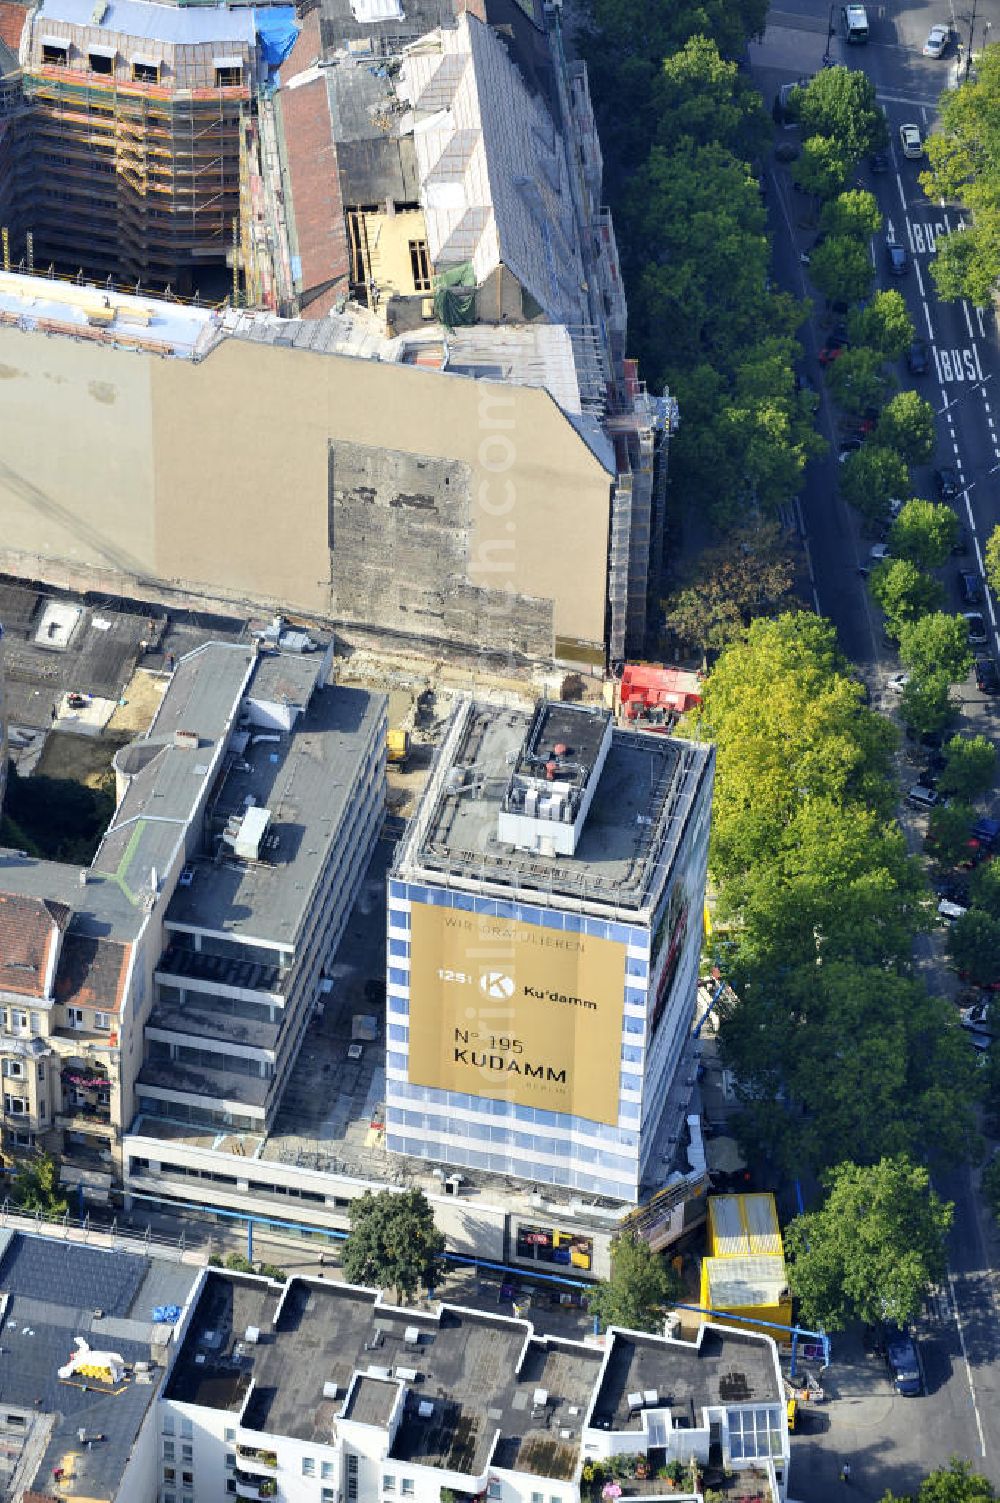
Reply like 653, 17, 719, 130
662, 517, 797, 658
784, 1156, 952, 1330
793, 67, 887, 165
927, 801, 977, 866
792, 134, 850, 198
948, 908, 1000, 984
870, 559, 944, 628
890, 502, 958, 570
899, 671, 957, 736
808, 234, 874, 305
970, 859, 1000, 918
985, 524, 1000, 596
921, 47, 1000, 302
847, 288, 914, 359
11, 1153, 68, 1216
586, 1232, 680, 1333
884, 1459, 998, 1503
983, 1156, 1000, 1222
825, 349, 894, 420
839, 443, 909, 524
653, 36, 768, 158
820, 187, 883, 240
898, 612, 972, 682
342, 1189, 444, 1302
939, 734, 997, 801
875, 391, 937, 464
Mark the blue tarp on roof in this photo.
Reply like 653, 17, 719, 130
254, 6, 298, 67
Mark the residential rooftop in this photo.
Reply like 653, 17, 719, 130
0, 270, 221, 360
0, 1229, 199, 1502
32, 0, 257, 45
166, 1272, 783, 1480
395, 698, 713, 914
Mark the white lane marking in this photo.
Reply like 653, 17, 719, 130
964, 302, 975, 338
987, 592, 997, 629
870, 237, 877, 269
974, 344, 985, 384
975, 531, 986, 569
923, 303, 934, 337
977, 307, 988, 337
896, 171, 907, 209
948, 1272, 987, 1458
921, 104, 928, 123
915, 259, 926, 296
967, 493, 977, 528
933, 345, 944, 383
906, 218, 916, 253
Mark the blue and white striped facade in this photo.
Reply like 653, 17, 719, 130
385, 714, 713, 1205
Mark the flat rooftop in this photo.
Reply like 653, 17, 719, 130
168, 1274, 602, 1478
163, 678, 384, 948
590, 1326, 782, 1432
0, 270, 221, 359
35, 0, 256, 45
396, 699, 712, 914
0, 1230, 198, 1501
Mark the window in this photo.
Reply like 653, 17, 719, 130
163, 1468, 176, 1484
400, 1484, 413, 1499
487, 1485, 502, 1501
132, 59, 159, 82
408, 240, 431, 293
322, 1492, 336, 1503
30, 1014, 41, 1036
532, 1493, 543, 1502
4, 1097, 26, 1116
3, 1061, 22, 1078
38, 1099, 45, 1118
383, 1477, 396, 1493
224, 1430, 236, 1444
347, 1456, 359, 1501
67, 1007, 85, 1030
41, 41, 68, 64
215, 63, 242, 86
163, 1442, 175, 1461
4, 1415, 25, 1428
10, 1013, 26, 1035
179, 1419, 192, 1440
95, 1011, 111, 1030
302, 1459, 316, 1478
89, 49, 113, 73
227, 1482, 237, 1495
164, 1494, 176, 1503
181, 1445, 193, 1464
321, 1464, 335, 1481
36, 1063, 45, 1080
181, 1472, 193, 1486
225, 1456, 236, 1471
162, 1416, 175, 1436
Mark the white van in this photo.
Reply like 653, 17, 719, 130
937, 899, 968, 924
841, 4, 869, 41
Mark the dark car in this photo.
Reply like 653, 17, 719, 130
819, 339, 848, 366
870, 149, 889, 173
976, 656, 1000, 694
936, 466, 961, 501
965, 611, 988, 645
882, 1324, 923, 1396
887, 240, 909, 276
953, 525, 970, 556
959, 569, 982, 605
907, 337, 930, 375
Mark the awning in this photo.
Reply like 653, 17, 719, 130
213, 54, 243, 69
88, 44, 116, 58
41, 34, 69, 48
131, 53, 161, 67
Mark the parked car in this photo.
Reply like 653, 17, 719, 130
888, 672, 910, 694
819, 336, 848, 366
923, 23, 952, 56
953, 525, 970, 556
936, 466, 961, 500
871, 542, 891, 562
907, 337, 930, 375
900, 123, 924, 159
907, 784, 940, 810
938, 898, 968, 923
959, 569, 982, 605
887, 240, 909, 276
975, 656, 1000, 694
869, 149, 889, 173
882, 1325, 923, 1395
961, 1002, 998, 1038
964, 611, 988, 645
839, 438, 864, 462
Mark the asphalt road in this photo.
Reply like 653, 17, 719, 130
751, 1, 1000, 1496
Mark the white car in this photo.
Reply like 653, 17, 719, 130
888, 672, 910, 694
900, 123, 923, 159
923, 24, 951, 57
871, 542, 891, 561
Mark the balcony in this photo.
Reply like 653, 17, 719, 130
236, 1448, 278, 1474
156, 945, 284, 997
235, 1471, 277, 1498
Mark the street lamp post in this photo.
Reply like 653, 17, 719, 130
966, 0, 979, 79
823, 0, 836, 64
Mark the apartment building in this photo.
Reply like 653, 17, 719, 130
0, 628, 386, 1193
386, 699, 715, 1203
159, 1268, 791, 1503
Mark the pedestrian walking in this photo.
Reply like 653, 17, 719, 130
841, 1463, 852, 1485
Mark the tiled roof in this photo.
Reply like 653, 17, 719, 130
279, 12, 350, 311
0, 893, 70, 998
54, 931, 130, 1016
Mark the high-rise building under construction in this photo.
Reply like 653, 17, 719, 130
0, 0, 279, 287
